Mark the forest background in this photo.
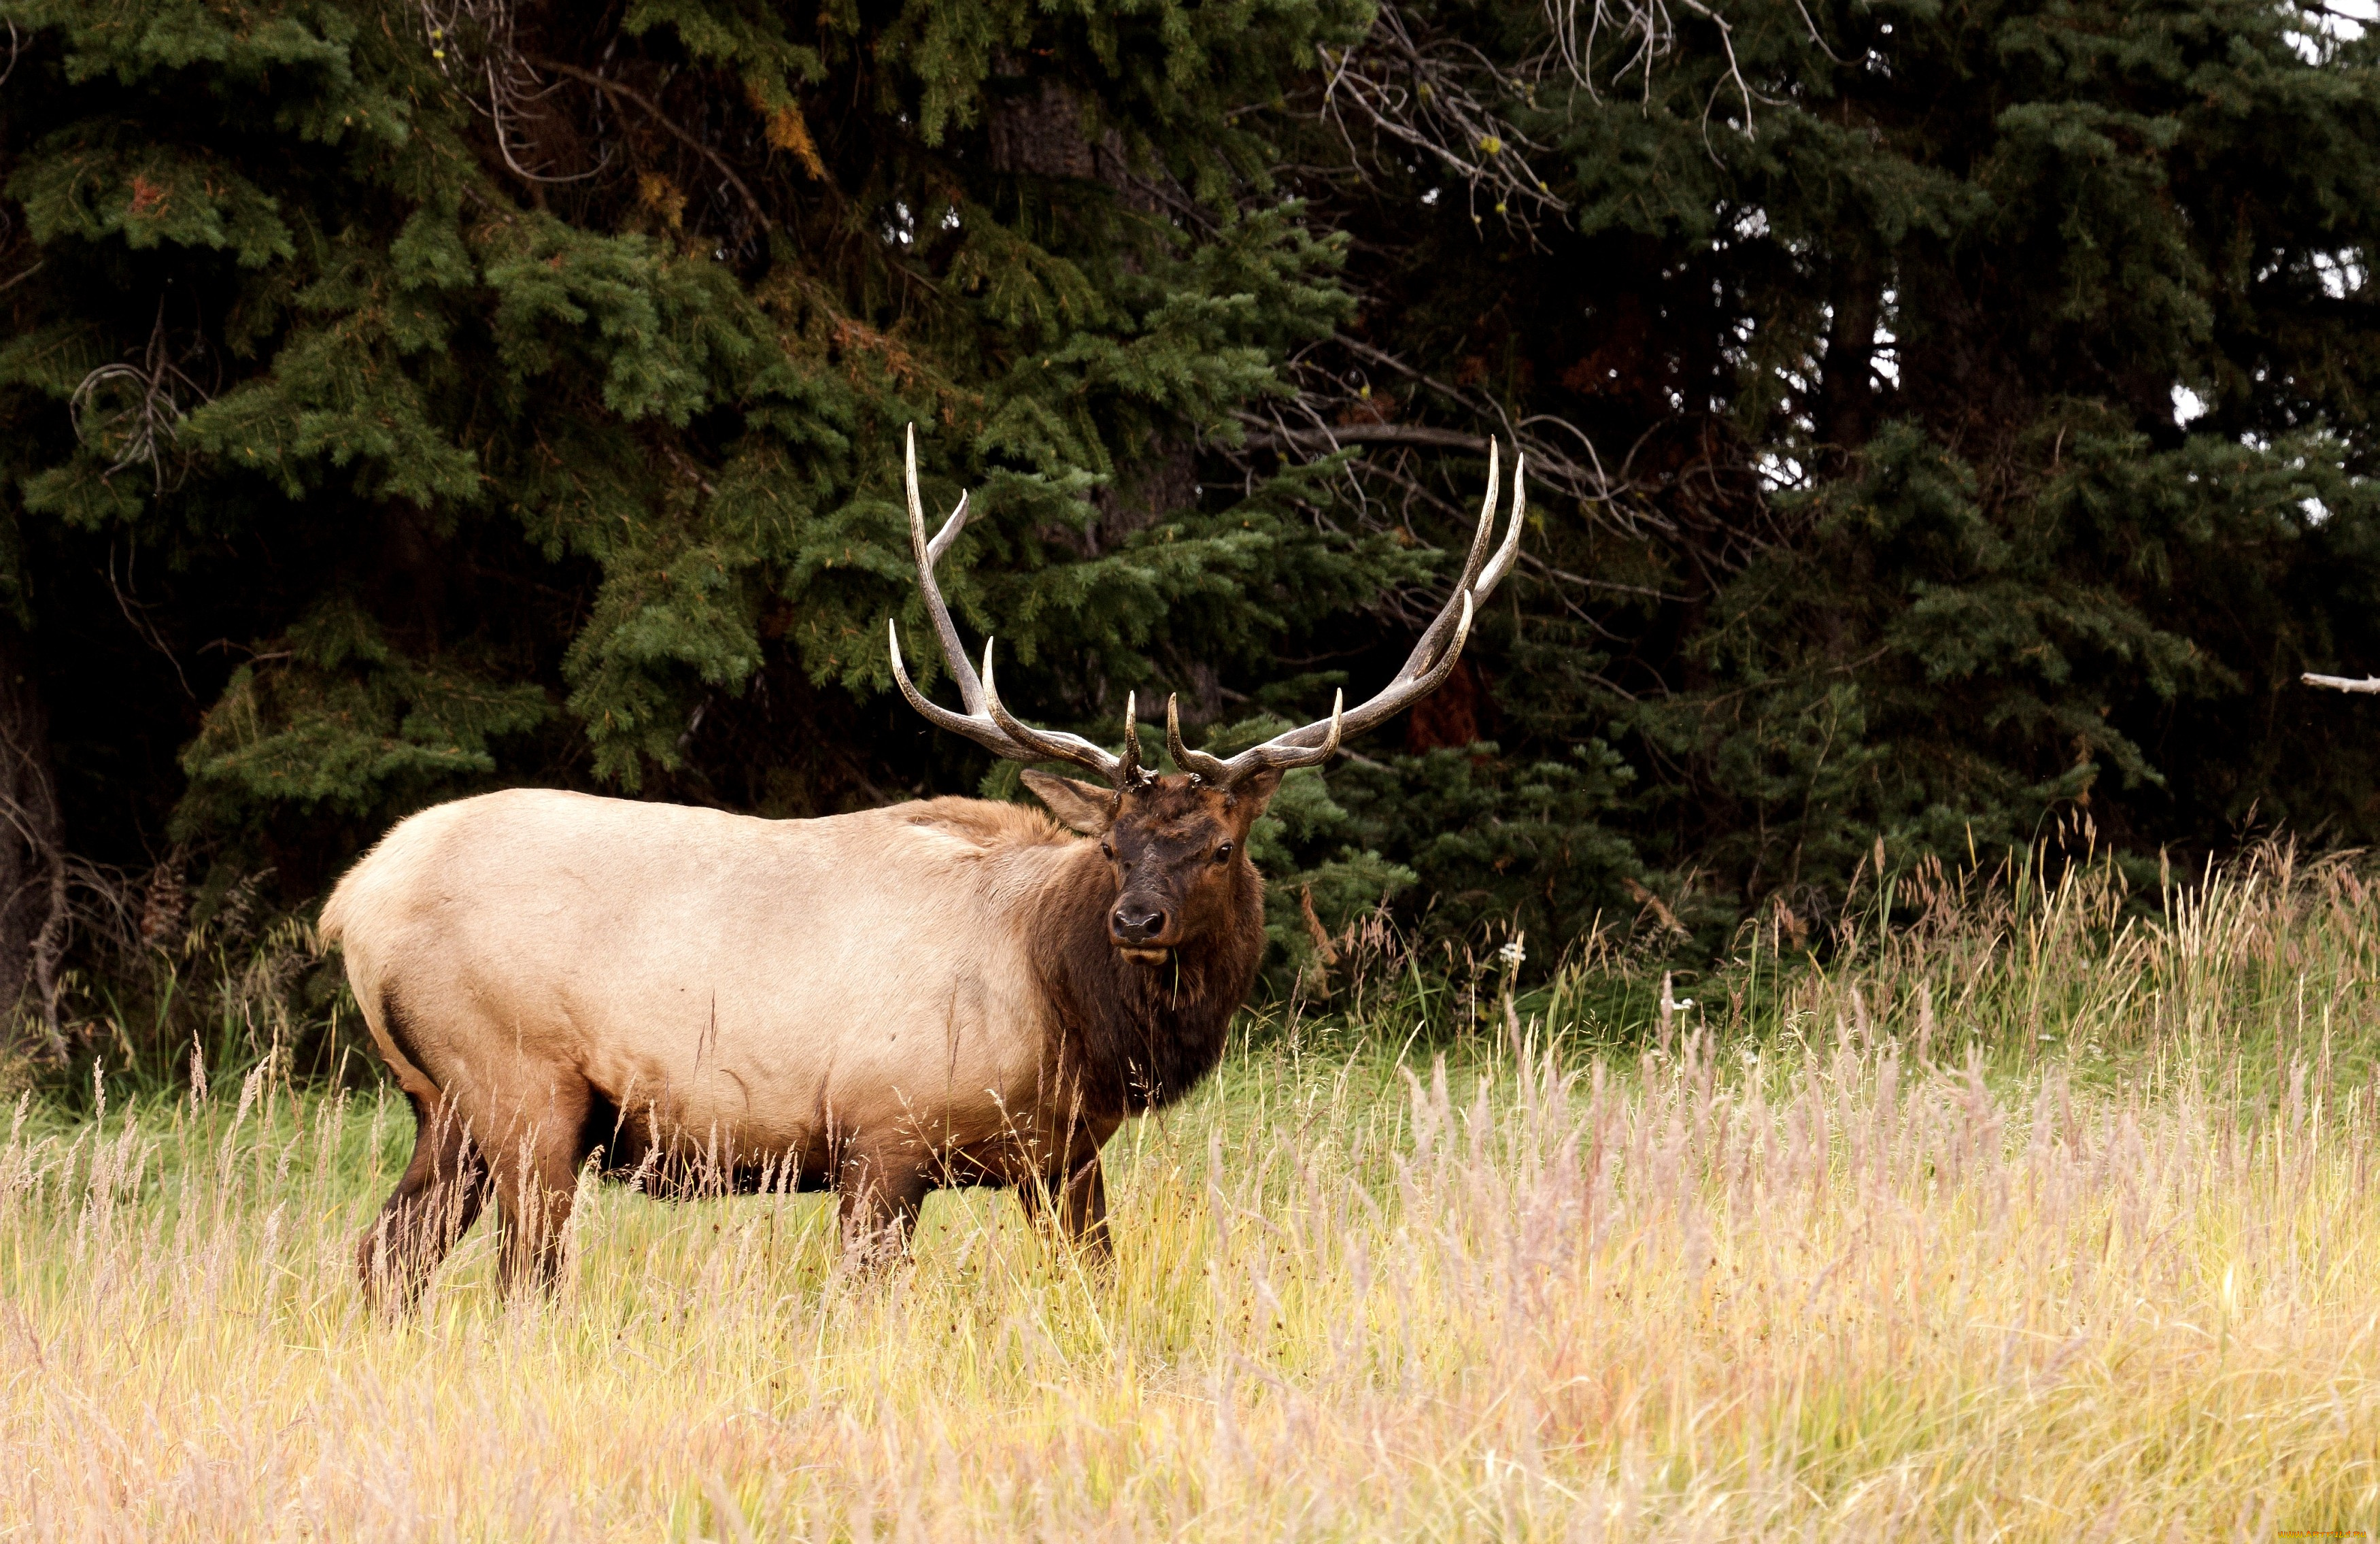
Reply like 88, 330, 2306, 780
0, 0, 2375, 1080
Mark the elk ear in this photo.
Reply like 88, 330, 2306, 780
1021, 770, 1119, 835
1223, 767, 1286, 823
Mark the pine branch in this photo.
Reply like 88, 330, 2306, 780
1245, 422, 1492, 452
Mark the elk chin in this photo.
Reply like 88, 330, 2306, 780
1116, 945, 1171, 965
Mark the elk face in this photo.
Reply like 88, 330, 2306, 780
1023, 771, 1281, 963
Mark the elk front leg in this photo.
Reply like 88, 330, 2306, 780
358, 1090, 488, 1309
836, 1139, 932, 1268
1017, 1138, 1112, 1260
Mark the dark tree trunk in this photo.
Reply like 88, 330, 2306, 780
987, 65, 1204, 708
987, 75, 1103, 183
0, 622, 65, 1056
1404, 656, 1485, 752
1817, 260, 1881, 470
984, 70, 1158, 212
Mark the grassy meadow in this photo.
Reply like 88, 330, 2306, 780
3, 846, 2380, 1540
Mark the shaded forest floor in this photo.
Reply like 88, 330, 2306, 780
3, 847, 2379, 1539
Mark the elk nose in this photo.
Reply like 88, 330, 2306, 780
1112, 906, 1167, 943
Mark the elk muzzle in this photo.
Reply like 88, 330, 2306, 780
1110, 894, 1174, 962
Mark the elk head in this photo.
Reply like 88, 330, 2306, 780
889, 426, 1525, 964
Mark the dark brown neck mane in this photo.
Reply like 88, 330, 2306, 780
1032, 844, 1263, 1119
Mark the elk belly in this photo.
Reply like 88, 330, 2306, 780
569, 960, 1044, 1187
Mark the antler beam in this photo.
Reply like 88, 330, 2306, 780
1174, 439, 1525, 788
888, 426, 1150, 788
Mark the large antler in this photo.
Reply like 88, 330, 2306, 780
1168, 439, 1527, 787
888, 426, 1152, 788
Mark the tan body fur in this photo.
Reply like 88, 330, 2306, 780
324, 788, 1136, 1298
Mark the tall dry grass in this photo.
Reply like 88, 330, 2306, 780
1, 845, 2378, 1540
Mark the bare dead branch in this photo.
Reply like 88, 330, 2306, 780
530, 57, 773, 233
107, 542, 194, 701
69, 302, 209, 492
1323, 1, 1845, 236
2304, 673, 2380, 694
1234, 328, 1667, 541
1245, 422, 1496, 453
415, 0, 607, 184
0, 648, 67, 1058
1317, 4, 1569, 241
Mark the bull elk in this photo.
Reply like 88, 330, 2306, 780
322, 431, 1523, 1301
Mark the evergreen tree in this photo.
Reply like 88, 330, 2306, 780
1274, 0, 2380, 940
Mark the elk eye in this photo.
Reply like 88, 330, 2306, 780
1214, 841, 1234, 863
1099, 842, 1115, 860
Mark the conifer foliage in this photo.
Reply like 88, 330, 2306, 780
1280, 0, 2380, 938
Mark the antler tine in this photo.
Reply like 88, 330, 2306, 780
1166, 693, 1234, 783
906, 423, 987, 716
1243, 690, 1342, 773
1117, 690, 1149, 785
1387, 437, 1502, 692
899, 435, 1512, 792
925, 490, 971, 567
1473, 450, 1525, 605
1355, 588, 1472, 737
889, 620, 1029, 758
1193, 440, 1516, 785
980, 640, 1125, 782
1169, 690, 1344, 786
1457, 435, 1504, 597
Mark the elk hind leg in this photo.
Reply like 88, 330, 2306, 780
358, 1091, 489, 1309
1017, 1145, 1111, 1262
